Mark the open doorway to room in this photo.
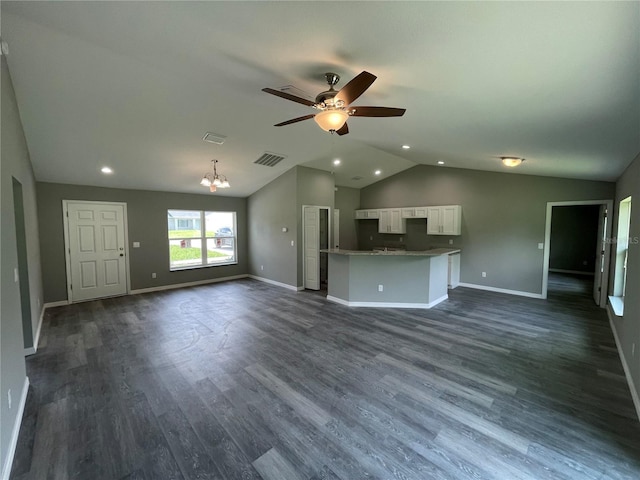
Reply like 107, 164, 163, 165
542, 200, 613, 306
302, 205, 331, 292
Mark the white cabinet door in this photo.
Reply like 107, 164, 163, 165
378, 209, 390, 233
427, 207, 442, 234
402, 208, 415, 218
379, 209, 405, 233
414, 207, 429, 218
355, 209, 380, 219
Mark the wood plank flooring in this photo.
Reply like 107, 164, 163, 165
10, 274, 640, 479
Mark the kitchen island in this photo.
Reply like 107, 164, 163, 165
324, 248, 460, 309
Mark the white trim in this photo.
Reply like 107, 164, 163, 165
608, 295, 624, 317
130, 274, 249, 295
326, 294, 449, 309
542, 199, 612, 304
24, 304, 46, 356
302, 205, 332, 291
1, 377, 29, 480
43, 300, 69, 308
607, 307, 640, 421
248, 275, 302, 291
549, 268, 595, 276
458, 282, 544, 299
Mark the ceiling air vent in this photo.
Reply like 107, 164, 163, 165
351, 176, 363, 181
254, 152, 287, 167
202, 132, 226, 145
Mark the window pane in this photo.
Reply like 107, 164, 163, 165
207, 238, 235, 264
168, 210, 202, 238
205, 211, 235, 237
169, 239, 203, 268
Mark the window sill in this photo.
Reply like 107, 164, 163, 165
608, 296, 625, 317
170, 262, 238, 272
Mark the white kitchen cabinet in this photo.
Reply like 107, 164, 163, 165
355, 209, 380, 219
378, 208, 406, 234
401, 206, 429, 219
427, 205, 462, 235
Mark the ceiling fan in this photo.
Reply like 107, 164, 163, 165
262, 71, 406, 135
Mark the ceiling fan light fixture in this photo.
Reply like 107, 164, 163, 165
501, 157, 524, 167
314, 109, 349, 132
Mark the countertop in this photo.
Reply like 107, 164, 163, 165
322, 248, 461, 256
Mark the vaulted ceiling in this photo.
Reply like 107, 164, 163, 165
2, 1, 639, 197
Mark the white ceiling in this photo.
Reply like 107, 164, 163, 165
2, 1, 639, 197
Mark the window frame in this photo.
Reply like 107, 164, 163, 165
609, 196, 632, 316
167, 209, 237, 271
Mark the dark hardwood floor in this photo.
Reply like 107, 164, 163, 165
11, 277, 640, 479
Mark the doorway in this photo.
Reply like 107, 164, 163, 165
542, 200, 613, 306
63, 200, 130, 302
12, 177, 34, 351
302, 205, 331, 291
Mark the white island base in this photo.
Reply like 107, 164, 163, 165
325, 249, 454, 309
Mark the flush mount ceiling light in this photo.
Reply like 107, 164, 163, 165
501, 157, 525, 167
101, 166, 113, 174
200, 159, 230, 192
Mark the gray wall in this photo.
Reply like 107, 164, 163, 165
609, 151, 640, 409
247, 166, 335, 289
334, 186, 360, 250
549, 205, 600, 273
37, 182, 248, 303
247, 167, 298, 287
359, 165, 615, 295
1, 56, 43, 475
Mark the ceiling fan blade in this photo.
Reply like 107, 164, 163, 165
274, 114, 315, 127
336, 123, 349, 136
348, 106, 406, 117
262, 88, 316, 107
335, 71, 377, 105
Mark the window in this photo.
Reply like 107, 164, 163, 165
610, 196, 632, 316
167, 210, 237, 270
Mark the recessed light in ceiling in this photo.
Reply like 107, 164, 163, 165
333, 159, 341, 166
374, 169, 382, 176
402, 145, 411, 149
437, 161, 445, 165
101, 166, 113, 174
501, 157, 524, 167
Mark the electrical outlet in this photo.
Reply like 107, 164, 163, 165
482, 272, 487, 278
378, 284, 384, 292
133, 241, 140, 248
399, 237, 403, 242
449, 239, 454, 245
537, 243, 544, 250
261, 265, 264, 271
370, 236, 373, 241
291, 240, 294, 246
151, 273, 156, 279
8, 389, 12, 410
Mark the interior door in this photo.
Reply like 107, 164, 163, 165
593, 204, 607, 305
303, 206, 320, 290
65, 201, 128, 302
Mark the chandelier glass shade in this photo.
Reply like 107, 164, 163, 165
200, 159, 230, 191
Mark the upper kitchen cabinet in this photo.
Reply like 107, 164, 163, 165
401, 206, 429, 219
379, 208, 406, 234
427, 205, 462, 235
355, 209, 380, 219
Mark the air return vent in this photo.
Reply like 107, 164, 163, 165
254, 152, 287, 167
202, 132, 226, 145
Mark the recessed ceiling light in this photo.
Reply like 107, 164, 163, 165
374, 169, 382, 176
402, 145, 411, 149
333, 159, 341, 166
437, 161, 445, 165
501, 157, 524, 167
101, 166, 113, 174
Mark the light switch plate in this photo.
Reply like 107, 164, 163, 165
538, 243, 544, 250
14, 268, 19, 283
133, 241, 140, 248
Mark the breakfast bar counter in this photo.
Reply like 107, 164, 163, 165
323, 248, 460, 308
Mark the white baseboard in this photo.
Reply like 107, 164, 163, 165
43, 300, 69, 308
24, 305, 46, 356
1, 376, 29, 480
247, 275, 302, 291
607, 306, 640, 422
130, 274, 249, 295
549, 268, 595, 276
458, 282, 544, 299
326, 294, 448, 309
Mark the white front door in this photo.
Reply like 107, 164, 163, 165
593, 204, 607, 306
304, 206, 320, 290
64, 201, 128, 302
